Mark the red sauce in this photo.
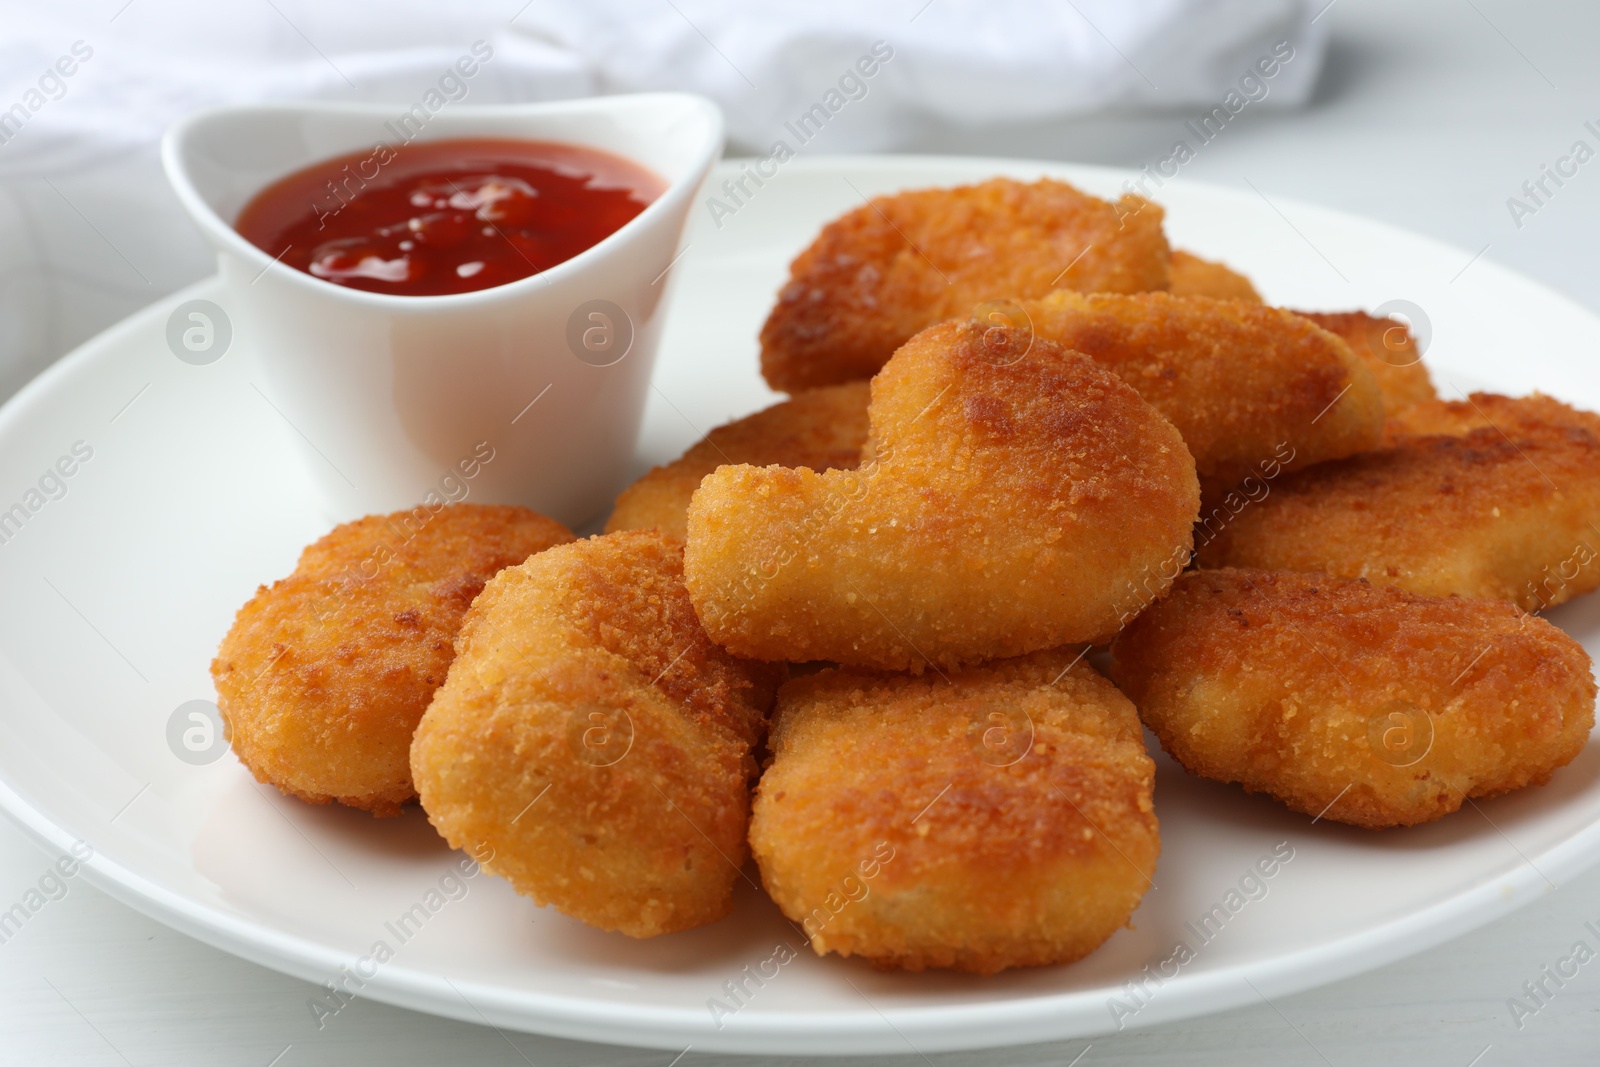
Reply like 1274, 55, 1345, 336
234, 138, 665, 296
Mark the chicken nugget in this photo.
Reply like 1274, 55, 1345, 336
760, 178, 1170, 392
1017, 291, 1384, 481
1110, 569, 1595, 829
1168, 250, 1262, 302
686, 320, 1200, 670
750, 648, 1158, 974
212, 504, 574, 816
410, 531, 782, 937
1195, 411, 1600, 610
1381, 390, 1590, 444
605, 382, 870, 539
1295, 310, 1437, 415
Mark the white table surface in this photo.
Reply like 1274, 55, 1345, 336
4, 0, 1600, 1062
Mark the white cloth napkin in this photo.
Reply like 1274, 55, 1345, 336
527, 0, 1327, 151
0, 0, 1328, 399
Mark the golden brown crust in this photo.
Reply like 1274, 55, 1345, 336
1381, 391, 1591, 445
410, 531, 782, 937
686, 320, 1201, 670
759, 178, 1170, 392
211, 505, 574, 816
1168, 250, 1262, 302
1195, 407, 1600, 610
605, 382, 870, 540
1109, 569, 1595, 829
750, 648, 1158, 973
1295, 310, 1437, 415
1019, 291, 1384, 481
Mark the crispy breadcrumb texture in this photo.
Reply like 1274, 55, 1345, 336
410, 531, 782, 937
1110, 569, 1595, 829
1195, 407, 1600, 610
211, 504, 574, 816
760, 178, 1170, 392
1168, 250, 1262, 302
1296, 310, 1437, 415
1381, 391, 1590, 445
605, 382, 870, 539
686, 320, 1201, 670
1019, 291, 1384, 481
750, 648, 1158, 973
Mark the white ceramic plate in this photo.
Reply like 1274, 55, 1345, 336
0, 157, 1597, 1057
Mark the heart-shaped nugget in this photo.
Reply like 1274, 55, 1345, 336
684, 320, 1201, 670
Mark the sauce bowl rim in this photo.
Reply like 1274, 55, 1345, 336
160, 93, 725, 309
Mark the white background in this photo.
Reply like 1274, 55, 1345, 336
3, 0, 1599, 1063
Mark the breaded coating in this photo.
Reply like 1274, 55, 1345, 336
1296, 310, 1437, 415
1381, 390, 1589, 445
410, 532, 782, 937
212, 505, 574, 816
760, 178, 1170, 392
1195, 410, 1600, 611
1110, 569, 1595, 829
1018, 291, 1384, 481
1168, 250, 1262, 302
685, 320, 1200, 670
605, 382, 870, 540
750, 648, 1158, 974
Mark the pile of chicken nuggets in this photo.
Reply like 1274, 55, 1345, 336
213, 176, 1598, 977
